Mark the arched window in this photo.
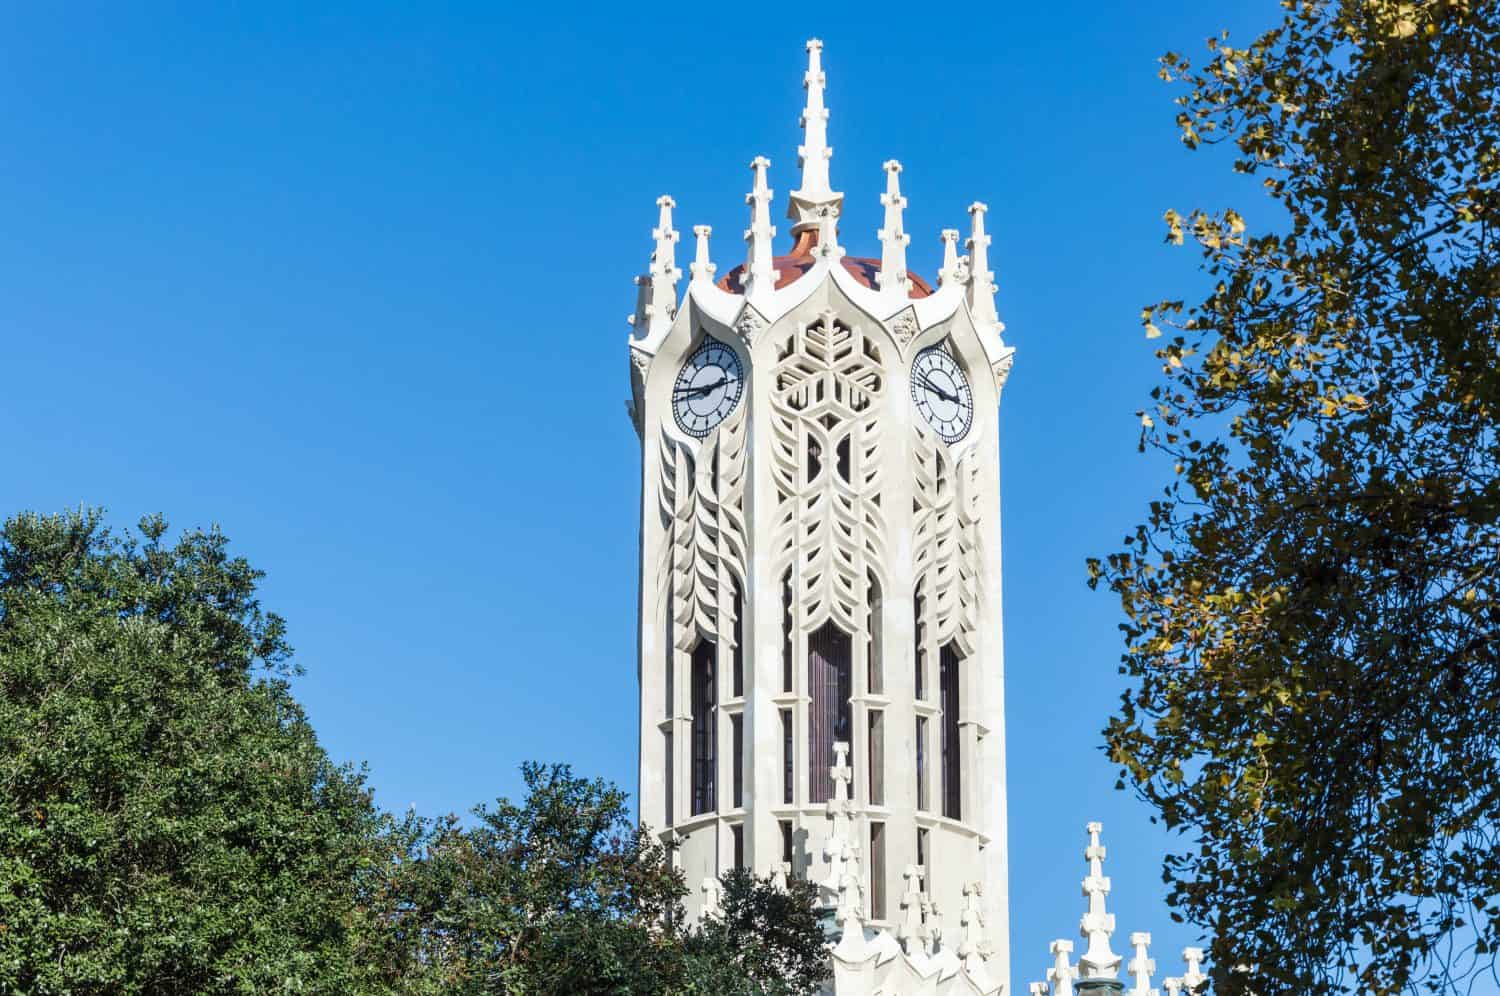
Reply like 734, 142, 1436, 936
940, 642, 962, 820
691, 640, 717, 815
808, 622, 852, 803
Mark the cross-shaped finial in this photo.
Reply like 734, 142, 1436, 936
1128, 932, 1156, 996
1182, 948, 1207, 993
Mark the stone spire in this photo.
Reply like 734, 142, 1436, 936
1030, 984, 1051, 996
966, 201, 999, 327
898, 865, 930, 957
642, 195, 681, 336
743, 157, 777, 302
1181, 948, 1207, 993
1128, 933, 1157, 996
1078, 822, 1122, 984
939, 228, 965, 288
1048, 940, 1079, 996
689, 225, 716, 285
787, 39, 843, 234
877, 160, 910, 302
1162, 978, 1183, 996
822, 742, 857, 894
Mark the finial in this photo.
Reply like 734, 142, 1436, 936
938, 229, 964, 288
645, 195, 681, 335
966, 201, 999, 327
814, 205, 844, 261
690, 225, 716, 284
1128, 933, 1157, 996
1181, 948, 1207, 993
877, 160, 910, 301
743, 157, 777, 301
788, 39, 844, 233
1030, 984, 1051, 996
898, 864, 929, 955
1048, 939, 1078, 996
822, 741, 858, 894
1078, 822, 1122, 981
1162, 979, 1183, 996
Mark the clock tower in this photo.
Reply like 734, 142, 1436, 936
625, 40, 1015, 994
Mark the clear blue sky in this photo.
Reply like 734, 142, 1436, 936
3, 2, 1275, 985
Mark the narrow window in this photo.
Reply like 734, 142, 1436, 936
664, 730, 674, 827
867, 709, 885, 805
731, 712, 744, 808
780, 819, 795, 865
665, 600, 675, 718
732, 824, 745, 870
866, 569, 883, 694
781, 571, 794, 692
916, 716, 929, 811
781, 708, 794, 804
940, 643, 962, 821
732, 579, 744, 697
807, 622, 853, 803
691, 641, 717, 816
913, 593, 926, 700
869, 822, 887, 920
917, 826, 929, 870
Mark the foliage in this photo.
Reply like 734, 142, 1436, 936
683, 868, 827, 996
1090, 2, 1500, 993
0, 509, 393, 994
389, 765, 828, 996
0, 508, 831, 995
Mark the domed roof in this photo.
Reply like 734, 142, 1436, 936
717, 229, 934, 300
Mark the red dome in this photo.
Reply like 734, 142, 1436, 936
717, 229, 934, 299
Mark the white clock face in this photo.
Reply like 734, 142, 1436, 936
673, 338, 744, 438
911, 346, 974, 444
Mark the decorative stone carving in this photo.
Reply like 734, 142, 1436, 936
991, 349, 1016, 391
735, 305, 767, 345
888, 308, 919, 351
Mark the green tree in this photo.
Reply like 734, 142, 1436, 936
683, 868, 826, 996
1091, 2, 1500, 993
390, 764, 829, 996
0, 509, 395, 994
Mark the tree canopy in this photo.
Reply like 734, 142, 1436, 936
0, 509, 391, 994
0, 509, 827, 995
1091, 2, 1500, 993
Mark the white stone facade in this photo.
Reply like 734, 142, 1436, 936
625, 39, 1017, 994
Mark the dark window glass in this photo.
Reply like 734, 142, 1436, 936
940, 643, 962, 820
866, 571, 882, 694
780, 819, 795, 865
867, 709, 884, 805
732, 823, 745, 870
870, 822, 887, 920
782, 571, 794, 691
781, 709, 794, 804
913, 594, 926, 700
916, 716, 929, 811
664, 730, 674, 827
691, 641, 717, 816
807, 622, 853, 803
732, 580, 744, 697
731, 712, 744, 808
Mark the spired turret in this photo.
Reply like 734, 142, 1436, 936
623, 39, 1015, 995
1024, 825, 1211, 996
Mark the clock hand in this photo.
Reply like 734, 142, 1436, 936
919, 375, 959, 404
673, 377, 733, 400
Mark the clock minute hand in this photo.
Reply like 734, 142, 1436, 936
920, 375, 959, 404
674, 377, 731, 400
